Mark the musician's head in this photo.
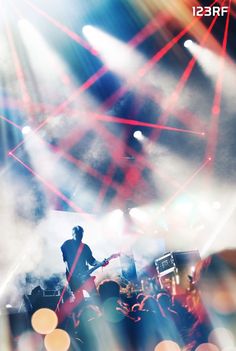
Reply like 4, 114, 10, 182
98, 280, 120, 303
72, 225, 84, 242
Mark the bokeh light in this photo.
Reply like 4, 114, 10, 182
44, 328, 71, 351
211, 289, 236, 315
17, 331, 43, 351
208, 327, 235, 348
195, 343, 220, 351
154, 340, 181, 351
31, 308, 58, 335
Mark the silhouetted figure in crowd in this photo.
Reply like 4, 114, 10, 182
98, 280, 135, 351
61, 226, 102, 298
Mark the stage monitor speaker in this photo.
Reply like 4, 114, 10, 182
155, 250, 200, 277
24, 294, 61, 313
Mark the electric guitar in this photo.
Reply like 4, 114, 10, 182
67, 253, 120, 284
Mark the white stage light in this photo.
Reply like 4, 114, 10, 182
21, 125, 31, 135
112, 209, 124, 217
183, 42, 230, 82
18, 19, 72, 104
133, 130, 144, 141
184, 39, 194, 48
106, 209, 124, 235
82, 25, 143, 75
129, 207, 148, 223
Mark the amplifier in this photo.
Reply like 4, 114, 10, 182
155, 250, 200, 294
155, 250, 200, 277
25, 294, 61, 313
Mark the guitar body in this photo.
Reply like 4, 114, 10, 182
66, 253, 120, 294
66, 270, 95, 292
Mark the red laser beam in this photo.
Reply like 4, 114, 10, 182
9, 2, 207, 155
147, 3, 222, 144
48, 144, 133, 198
93, 163, 118, 212
91, 115, 182, 190
137, 1, 221, 77
0, 115, 22, 130
128, 12, 171, 48
9, 66, 107, 154
23, 0, 98, 56
205, 0, 232, 164
92, 1, 221, 208
95, 0, 220, 113
5, 2, 216, 214
162, 157, 212, 210
9, 152, 92, 217
92, 112, 205, 136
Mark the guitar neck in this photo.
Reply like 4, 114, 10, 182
87, 263, 103, 275
87, 254, 120, 276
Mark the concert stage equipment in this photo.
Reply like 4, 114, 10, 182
120, 252, 138, 283
8, 311, 31, 336
24, 288, 61, 313
155, 250, 201, 294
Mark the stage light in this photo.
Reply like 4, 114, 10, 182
184, 39, 194, 48
5, 304, 12, 308
184, 42, 227, 82
173, 196, 193, 216
22, 126, 31, 135
106, 209, 124, 234
129, 207, 148, 223
112, 209, 124, 217
18, 19, 72, 104
133, 130, 144, 141
82, 25, 143, 75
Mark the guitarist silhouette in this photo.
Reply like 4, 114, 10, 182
61, 226, 117, 298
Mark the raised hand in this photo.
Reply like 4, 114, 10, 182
102, 258, 109, 267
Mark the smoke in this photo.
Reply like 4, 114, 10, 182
0, 179, 44, 304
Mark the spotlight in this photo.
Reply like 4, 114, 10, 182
184, 39, 194, 48
22, 126, 31, 135
133, 130, 144, 141
129, 207, 148, 222
5, 304, 12, 308
112, 209, 124, 216
82, 25, 143, 75
82, 25, 94, 37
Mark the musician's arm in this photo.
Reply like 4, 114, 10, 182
86, 245, 103, 266
61, 245, 69, 271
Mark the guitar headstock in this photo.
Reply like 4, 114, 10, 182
107, 253, 121, 260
